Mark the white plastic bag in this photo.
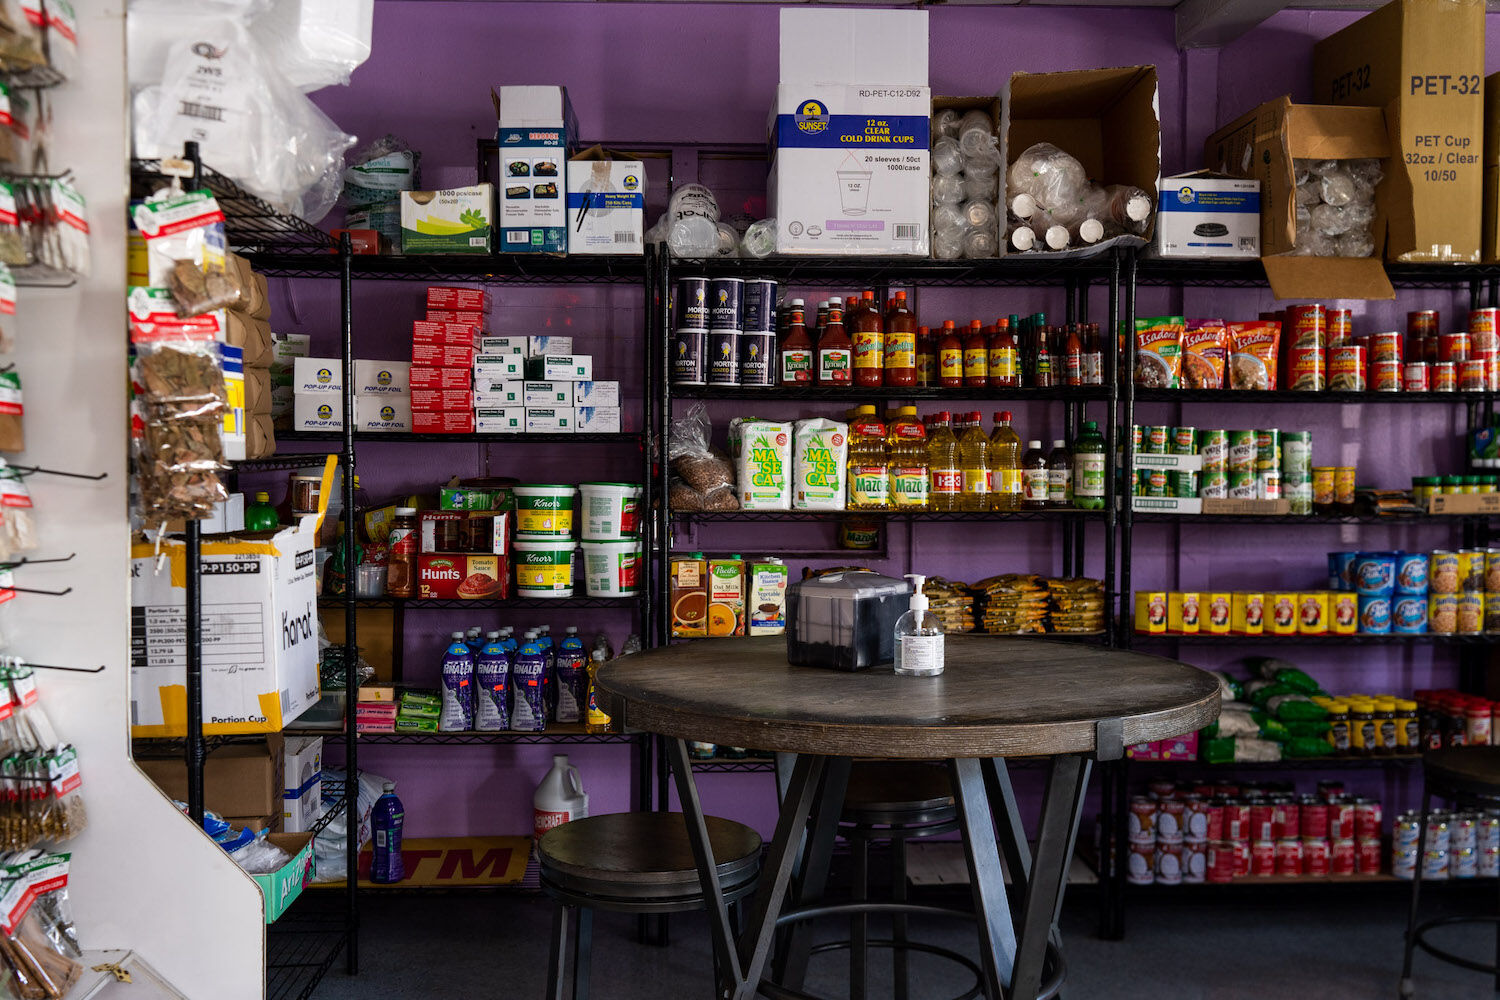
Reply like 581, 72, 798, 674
249, 0, 372, 93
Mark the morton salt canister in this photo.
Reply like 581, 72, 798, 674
707, 277, 744, 331
672, 277, 709, 329
707, 329, 741, 385
741, 279, 778, 334
671, 328, 708, 385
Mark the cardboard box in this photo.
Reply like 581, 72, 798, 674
525, 354, 592, 381
1125, 741, 1162, 761
475, 407, 524, 433
474, 355, 525, 381
131, 513, 324, 736
566, 147, 645, 255
224, 312, 273, 368
439, 482, 512, 511
225, 814, 279, 834
1430, 492, 1500, 515
525, 407, 574, 433
356, 702, 399, 732
427, 287, 491, 313
1485, 73, 1500, 262
462, 511, 511, 555
426, 309, 489, 329
253, 833, 315, 923
244, 365, 272, 415
220, 343, 246, 462
358, 685, 397, 703
1004, 66, 1161, 244
481, 337, 526, 356
138, 741, 279, 816
355, 396, 412, 433
282, 735, 323, 834
1205, 97, 1396, 300
410, 388, 475, 412
293, 357, 343, 394
528, 336, 572, 357
576, 406, 621, 433
353, 360, 410, 396
474, 381, 524, 407
413, 410, 476, 434
1154, 172, 1261, 258
412, 320, 483, 347
572, 380, 619, 407
493, 86, 577, 253
1201, 498, 1293, 515
419, 510, 465, 552
770, 8, 930, 256
417, 553, 509, 599
523, 381, 571, 406
411, 366, 473, 391
1312, 0, 1484, 263
411, 344, 477, 368
293, 393, 343, 432
400, 184, 494, 255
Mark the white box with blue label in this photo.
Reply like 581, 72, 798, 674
769, 9, 930, 256
492, 86, 577, 253
567, 148, 645, 255
1155, 172, 1261, 259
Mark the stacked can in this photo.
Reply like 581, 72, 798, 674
1428, 549, 1484, 635
1198, 429, 1228, 499
1128, 790, 1210, 885
670, 276, 710, 386
1369, 331, 1403, 392
1168, 426, 1197, 499
1396, 811, 1500, 880
706, 276, 744, 386
1286, 304, 1325, 391
1227, 430, 1257, 499
1392, 551, 1428, 634
1281, 431, 1312, 515
1470, 308, 1499, 391
1255, 429, 1281, 500
1135, 425, 1168, 497
739, 278, 777, 387
1341, 550, 1419, 635
1489, 550, 1500, 635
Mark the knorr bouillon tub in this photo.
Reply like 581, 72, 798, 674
513, 538, 577, 597
513, 484, 577, 537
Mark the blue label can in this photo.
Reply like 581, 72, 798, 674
742, 279, 778, 333
1328, 551, 1359, 591
1391, 594, 1428, 633
673, 277, 709, 330
1395, 552, 1429, 595
1357, 594, 1392, 634
708, 277, 744, 331
1353, 551, 1396, 596
707, 328, 740, 385
671, 328, 707, 386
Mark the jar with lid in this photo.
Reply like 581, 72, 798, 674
1444, 696, 1469, 747
385, 506, 418, 598
1466, 698, 1493, 746
1373, 697, 1398, 754
1441, 475, 1463, 495
1395, 698, 1418, 751
1325, 701, 1350, 754
1348, 700, 1376, 755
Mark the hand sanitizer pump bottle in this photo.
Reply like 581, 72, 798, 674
894, 574, 944, 677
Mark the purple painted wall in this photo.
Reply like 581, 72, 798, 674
251, 2, 1500, 841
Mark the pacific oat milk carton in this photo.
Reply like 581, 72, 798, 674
729, 418, 792, 510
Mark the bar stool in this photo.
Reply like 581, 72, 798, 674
839, 762, 967, 1000
1400, 747, 1500, 997
539, 812, 762, 1000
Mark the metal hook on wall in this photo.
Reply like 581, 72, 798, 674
7, 585, 71, 597
8, 466, 107, 481
0, 554, 75, 570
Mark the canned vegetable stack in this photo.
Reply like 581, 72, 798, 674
1392, 810, 1500, 881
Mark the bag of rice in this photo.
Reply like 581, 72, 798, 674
792, 418, 848, 510
1227, 321, 1281, 390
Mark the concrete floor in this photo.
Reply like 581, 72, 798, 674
309, 887, 1500, 999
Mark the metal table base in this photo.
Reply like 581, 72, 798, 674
667, 739, 1091, 1000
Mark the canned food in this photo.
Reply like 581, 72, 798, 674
1288, 345, 1325, 391
1230, 593, 1264, 635
1206, 841, 1236, 883
673, 277, 709, 329
1441, 331, 1471, 363
1403, 361, 1430, 392
738, 331, 776, 386
1391, 846, 1418, 880
1354, 799, 1383, 840
1454, 846, 1479, 879
1480, 815, 1500, 853
1169, 470, 1198, 499
1144, 426, 1169, 454
1301, 800, 1329, 839
1249, 803, 1275, 842
707, 277, 744, 330
1282, 431, 1312, 481
1126, 841, 1155, 885
1275, 838, 1304, 877
1257, 469, 1282, 500
1328, 345, 1366, 391
1371, 360, 1403, 392
1286, 304, 1326, 348
1155, 841, 1183, 885
1198, 429, 1229, 466
1269, 592, 1298, 635
1425, 815, 1452, 853
1128, 796, 1157, 843
1145, 469, 1168, 497
1409, 310, 1440, 339
1147, 778, 1176, 799
1171, 426, 1196, 454
1486, 549, 1500, 592
671, 328, 708, 385
1158, 799, 1187, 842
1421, 848, 1449, 881
1334, 467, 1357, 506
1228, 470, 1257, 499
1298, 592, 1328, 634
1328, 309, 1354, 346
1392, 594, 1428, 634
1182, 840, 1208, 884
1201, 800, 1225, 840
1251, 840, 1277, 877
1227, 431, 1257, 470
1353, 552, 1396, 595
1458, 549, 1486, 593
1185, 798, 1213, 839
1458, 593, 1485, 635
1255, 429, 1280, 467
1356, 837, 1383, 875
1461, 358, 1488, 392
1199, 470, 1228, 500
1329, 551, 1358, 590
1331, 593, 1359, 634
1358, 594, 1392, 633
1221, 802, 1249, 840
741, 279, 778, 334
1131, 425, 1143, 450
1272, 799, 1300, 840
1429, 593, 1458, 635
1303, 837, 1330, 877
1470, 307, 1499, 342
1331, 838, 1356, 876
707, 329, 741, 385
1233, 839, 1251, 878
1396, 552, 1428, 593
1487, 593, 1500, 635
1452, 814, 1478, 853
1394, 813, 1422, 851
1313, 467, 1335, 507
1432, 361, 1457, 392
1430, 551, 1460, 594
1287, 481, 1312, 516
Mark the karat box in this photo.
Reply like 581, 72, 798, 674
572, 380, 619, 407
292, 357, 342, 394
411, 343, 477, 368
1154, 172, 1260, 258
525, 407, 574, 433
410, 366, 472, 391
412, 320, 483, 347
475, 407, 524, 433
417, 553, 510, 599
353, 360, 410, 395
410, 388, 475, 412
524, 354, 592, 381
493, 86, 577, 253
427, 287, 491, 313
566, 147, 645, 255
523, 382, 571, 406
413, 410, 476, 434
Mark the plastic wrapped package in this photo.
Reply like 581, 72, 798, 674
132, 341, 229, 523
341, 134, 418, 208
962, 171, 998, 204
132, 189, 238, 316
668, 403, 736, 498
962, 226, 997, 259
312, 767, 392, 881
1290, 157, 1382, 258
931, 108, 960, 140
931, 203, 964, 234
0, 853, 80, 999
932, 225, 963, 260
250, 0, 373, 93
130, 9, 356, 221
739, 218, 776, 258
714, 222, 739, 258
1007, 143, 1088, 224
930, 173, 964, 206
0, 1, 44, 77
931, 136, 962, 177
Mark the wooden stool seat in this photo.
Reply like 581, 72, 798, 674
842, 762, 956, 826
1422, 747, 1500, 801
540, 812, 761, 898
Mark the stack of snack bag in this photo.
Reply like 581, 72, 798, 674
924, 577, 976, 633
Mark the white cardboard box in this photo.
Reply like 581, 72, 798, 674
480, 337, 526, 356
292, 357, 343, 394
524, 354, 592, 381
566, 157, 645, 254
353, 360, 411, 395
770, 9, 930, 256
528, 336, 572, 357
494, 86, 576, 253
293, 393, 343, 432
1155, 173, 1261, 259
526, 407, 575, 433
474, 354, 525, 381
130, 515, 324, 736
524, 381, 571, 406
475, 407, 525, 433
572, 380, 620, 407
355, 396, 412, 433
576, 406, 621, 433
282, 735, 323, 834
474, 381, 524, 407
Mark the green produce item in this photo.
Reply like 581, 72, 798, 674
1249, 683, 1294, 707
1204, 736, 1236, 764
1283, 719, 1331, 739
1250, 711, 1291, 742
1284, 736, 1335, 758
1271, 667, 1321, 695
1202, 721, 1218, 739
1265, 693, 1328, 721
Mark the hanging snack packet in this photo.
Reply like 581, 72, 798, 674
1181, 319, 1228, 390
0, 181, 25, 267
0, 371, 22, 452
1227, 321, 1281, 391
0, 1, 45, 76
0, 468, 34, 561
44, 179, 86, 278
1132, 316, 1184, 389
792, 418, 848, 510
131, 189, 239, 317
38, 0, 75, 82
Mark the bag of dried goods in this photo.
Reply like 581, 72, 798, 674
1132, 316, 1184, 389
728, 418, 791, 510
1227, 321, 1281, 391
792, 419, 847, 510
1181, 320, 1227, 390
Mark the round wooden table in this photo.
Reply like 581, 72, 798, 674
598, 635, 1219, 1000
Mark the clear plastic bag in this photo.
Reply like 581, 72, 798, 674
668, 402, 734, 494
249, 0, 372, 93
131, 340, 229, 523
132, 189, 236, 316
0, 853, 80, 999
1007, 143, 1088, 225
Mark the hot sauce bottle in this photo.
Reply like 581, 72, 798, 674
937, 320, 963, 388
963, 320, 990, 388
988, 317, 1019, 388
852, 289, 884, 388
883, 291, 916, 388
